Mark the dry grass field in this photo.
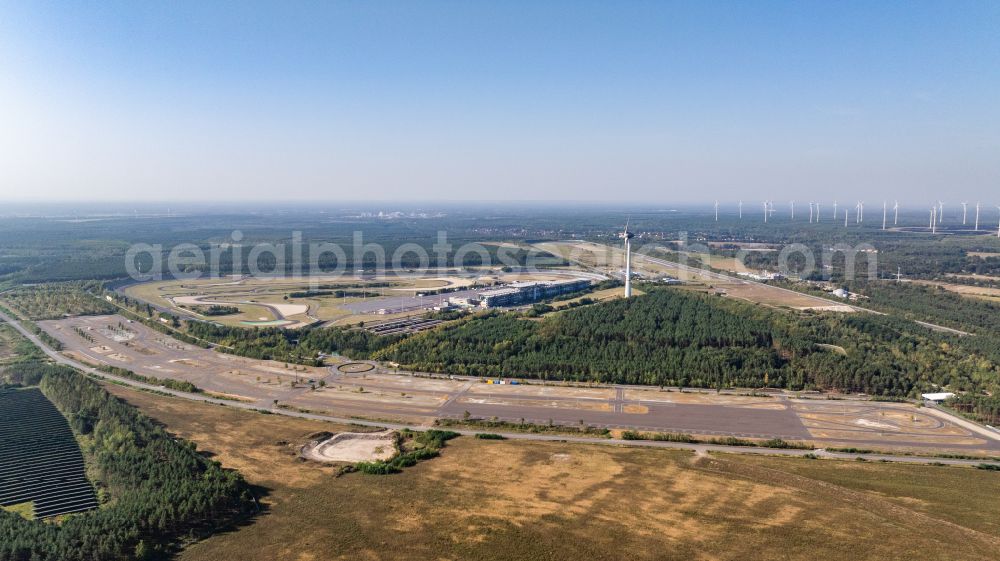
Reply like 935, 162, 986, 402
104, 384, 1000, 561
537, 241, 853, 312
0, 324, 22, 363
913, 280, 1000, 303
124, 270, 592, 328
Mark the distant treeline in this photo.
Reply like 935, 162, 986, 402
0, 365, 255, 561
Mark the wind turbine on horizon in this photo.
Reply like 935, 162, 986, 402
975, 202, 981, 231
893, 200, 899, 225
790, 200, 795, 221
832, 201, 838, 221
882, 201, 887, 230
738, 200, 743, 219
714, 200, 719, 222
938, 201, 944, 224
962, 202, 969, 225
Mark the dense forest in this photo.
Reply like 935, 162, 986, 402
185, 320, 402, 364
948, 394, 1000, 426
849, 281, 1000, 335
373, 288, 1000, 397
0, 365, 255, 561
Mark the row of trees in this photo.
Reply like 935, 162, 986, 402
0, 366, 255, 561
851, 281, 1000, 335
185, 320, 402, 364
947, 394, 1000, 425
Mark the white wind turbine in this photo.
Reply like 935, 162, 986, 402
790, 200, 795, 220
856, 201, 864, 223
882, 201, 887, 230
714, 200, 719, 222
832, 200, 838, 220
893, 200, 899, 225
962, 202, 968, 225
975, 202, 981, 231
620, 217, 634, 297
938, 201, 944, 224
763, 201, 768, 223
815, 202, 821, 222
738, 200, 743, 219
844, 209, 849, 227
808, 202, 814, 223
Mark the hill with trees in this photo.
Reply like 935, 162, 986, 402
374, 288, 1000, 397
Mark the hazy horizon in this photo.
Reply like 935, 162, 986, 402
2, 1, 998, 203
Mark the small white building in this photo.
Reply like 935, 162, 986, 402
921, 392, 955, 403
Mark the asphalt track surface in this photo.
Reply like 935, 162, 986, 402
3, 309, 998, 468
39, 313, 996, 452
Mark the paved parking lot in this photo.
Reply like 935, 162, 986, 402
38, 315, 1000, 454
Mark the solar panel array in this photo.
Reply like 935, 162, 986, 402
0, 388, 98, 519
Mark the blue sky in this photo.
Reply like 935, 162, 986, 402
1, 1, 998, 202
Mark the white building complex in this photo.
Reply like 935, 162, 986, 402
472, 279, 592, 308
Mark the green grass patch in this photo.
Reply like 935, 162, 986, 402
0, 501, 34, 520
621, 430, 813, 450
354, 430, 460, 475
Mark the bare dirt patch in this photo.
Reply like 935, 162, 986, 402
302, 430, 397, 463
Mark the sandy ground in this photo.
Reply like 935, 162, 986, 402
468, 384, 614, 400
269, 303, 309, 316
389, 277, 476, 292
538, 240, 851, 311
914, 280, 1000, 302
301, 430, 397, 462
